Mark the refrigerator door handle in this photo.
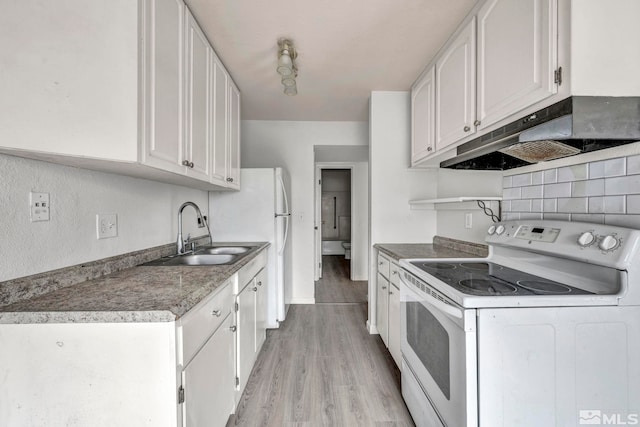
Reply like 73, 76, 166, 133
278, 215, 289, 255
277, 174, 290, 215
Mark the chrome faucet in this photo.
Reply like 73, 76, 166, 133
177, 202, 213, 255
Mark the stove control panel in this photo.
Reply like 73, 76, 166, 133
515, 225, 560, 243
486, 220, 640, 269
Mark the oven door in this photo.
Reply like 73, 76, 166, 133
400, 270, 478, 427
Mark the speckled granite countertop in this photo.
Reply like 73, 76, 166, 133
0, 242, 269, 324
375, 236, 488, 261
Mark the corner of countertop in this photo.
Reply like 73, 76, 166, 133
433, 236, 489, 258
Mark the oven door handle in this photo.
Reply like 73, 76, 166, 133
399, 272, 463, 319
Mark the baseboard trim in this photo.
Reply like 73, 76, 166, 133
290, 298, 316, 304
366, 320, 379, 335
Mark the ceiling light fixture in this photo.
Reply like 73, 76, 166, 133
277, 38, 298, 96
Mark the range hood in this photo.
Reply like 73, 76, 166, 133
441, 96, 640, 170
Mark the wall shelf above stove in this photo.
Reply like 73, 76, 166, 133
409, 196, 502, 210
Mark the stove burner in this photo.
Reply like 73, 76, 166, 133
459, 279, 517, 294
517, 281, 573, 294
419, 262, 456, 270
459, 262, 496, 272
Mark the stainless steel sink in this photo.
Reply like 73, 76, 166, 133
142, 253, 238, 267
197, 246, 251, 255
142, 244, 257, 267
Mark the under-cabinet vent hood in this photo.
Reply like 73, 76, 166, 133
441, 96, 640, 170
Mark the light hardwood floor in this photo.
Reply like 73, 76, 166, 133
315, 256, 368, 304
228, 303, 414, 426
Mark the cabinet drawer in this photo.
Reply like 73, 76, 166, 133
390, 261, 401, 288
377, 253, 390, 279
181, 279, 234, 365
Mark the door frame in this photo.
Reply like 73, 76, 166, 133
314, 163, 354, 281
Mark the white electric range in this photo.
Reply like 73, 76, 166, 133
399, 220, 640, 427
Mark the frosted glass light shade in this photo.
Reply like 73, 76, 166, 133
284, 85, 297, 96
281, 75, 296, 87
277, 50, 293, 76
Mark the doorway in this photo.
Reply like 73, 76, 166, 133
314, 167, 367, 303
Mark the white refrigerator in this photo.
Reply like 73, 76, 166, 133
209, 168, 291, 328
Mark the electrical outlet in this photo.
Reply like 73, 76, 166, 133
30, 192, 50, 222
96, 214, 118, 239
465, 212, 473, 229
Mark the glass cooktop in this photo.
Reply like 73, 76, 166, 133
410, 261, 593, 297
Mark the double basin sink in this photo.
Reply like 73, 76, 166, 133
143, 245, 255, 267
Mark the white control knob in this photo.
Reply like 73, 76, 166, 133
599, 235, 619, 252
495, 225, 505, 235
487, 225, 496, 235
577, 231, 596, 247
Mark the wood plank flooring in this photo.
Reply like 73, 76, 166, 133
228, 304, 414, 426
315, 256, 368, 304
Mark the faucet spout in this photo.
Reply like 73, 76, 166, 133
177, 202, 213, 254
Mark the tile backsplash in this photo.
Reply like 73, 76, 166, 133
502, 154, 640, 229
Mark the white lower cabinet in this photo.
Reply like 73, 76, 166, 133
236, 279, 257, 398
182, 314, 235, 427
377, 272, 389, 346
255, 267, 268, 353
0, 250, 268, 427
388, 282, 401, 368
235, 265, 268, 402
376, 252, 401, 370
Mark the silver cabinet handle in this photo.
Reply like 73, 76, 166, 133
392, 271, 398, 275
389, 290, 394, 295
190, 162, 194, 168
427, 147, 433, 151
381, 286, 387, 290
474, 120, 481, 126
257, 281, 262, 286
226, 177, 234, 182
463, 125, 471, 132
253, 287, 258, 292
182, 160, 190, 166
230, 325, 237, 332
212, 309, 222, 317
378, 261, 383, 265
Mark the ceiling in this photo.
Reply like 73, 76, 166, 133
185, 0, 477, 122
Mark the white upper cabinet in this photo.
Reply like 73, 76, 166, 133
476, 0, 557, 131
411, 66, 436, 165
141, 0, 185, 175
227, 81, 241, 189
211, 56, 229, 186
435, 18, 476, 151
0, 0, 240, 191
183, 8, 211, 181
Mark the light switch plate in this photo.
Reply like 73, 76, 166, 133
465, 212, 473, 229
96, 214, 118, 239
30, 192, 50, 222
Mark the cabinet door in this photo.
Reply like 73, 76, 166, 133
435, 18, 476, 151
227, 81, 241, 189
388, 283, 401, 369
411, 66, 436, 165
476, 0, 557, 130
210, 55, 229, 186
184, 10, 211, 181
376, 273, 389, 346
236, 281, 256, 395
142, 0, 185, 174
183, 315, 235, 427
255, 268, 268, 355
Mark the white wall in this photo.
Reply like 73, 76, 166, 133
241, 120, 369, 303
369, 91, 438, 331
435, 169, 503, 243
0, 154, 208, 282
